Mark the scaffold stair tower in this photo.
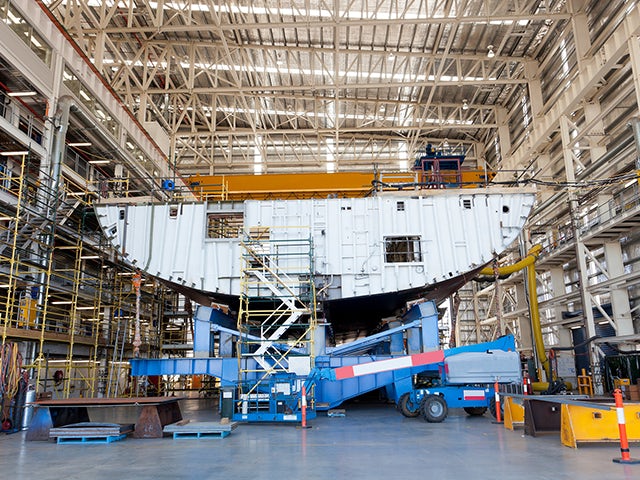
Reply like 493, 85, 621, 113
236, 228, 317, 415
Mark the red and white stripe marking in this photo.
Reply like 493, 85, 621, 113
463, 390, 486, 401
334, 350, 445, 380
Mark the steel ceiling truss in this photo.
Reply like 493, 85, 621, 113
42, 0, 572, 174
173, 133, 482, 174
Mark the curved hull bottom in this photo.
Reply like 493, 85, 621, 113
160, 265, 485, 336
323, 265, 484, 335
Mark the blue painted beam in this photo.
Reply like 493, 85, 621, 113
444, 335, 516, 357
327, 319, 422, 356
130, 357, 240, 386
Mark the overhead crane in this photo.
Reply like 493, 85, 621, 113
186, 146, 495, 201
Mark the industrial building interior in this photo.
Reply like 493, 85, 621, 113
2, 0, 640, 478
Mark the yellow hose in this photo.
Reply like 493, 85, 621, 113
479, 244, 542, 276
527, 259, 550, 380
478, 245, 550, 380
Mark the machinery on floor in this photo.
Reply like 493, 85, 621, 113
392, 345, 521, 422
131, 300, 522, 423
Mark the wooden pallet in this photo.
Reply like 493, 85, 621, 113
163, 420, 237, 440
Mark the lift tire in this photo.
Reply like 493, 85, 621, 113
421, 394, 448, 423
463, 407, 487, 416
398, 393, 421, 418
489, 398, 504, 419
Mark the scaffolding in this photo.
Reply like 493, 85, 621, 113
236, 227, 317, 414
0, 152, 169, 401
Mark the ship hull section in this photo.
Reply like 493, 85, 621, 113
95, 190, 535, 312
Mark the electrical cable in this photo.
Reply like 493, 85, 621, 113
1, 343, 24, 429
549, 335, 600, 352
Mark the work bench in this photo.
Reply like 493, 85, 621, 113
25, 396, 183, 441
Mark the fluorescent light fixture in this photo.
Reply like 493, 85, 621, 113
0, 151, 29, 156
80, 255, 100, 260
7, 10, 20, 24
79, 89, 91, 101
51, 300, 73, 305
8, 91, 36, 97
69, 142, 92, 147
0, 216, 14, 221
76, 306, 95, 310
88, 160, 110, 165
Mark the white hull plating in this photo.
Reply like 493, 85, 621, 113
95, 188, 534, 316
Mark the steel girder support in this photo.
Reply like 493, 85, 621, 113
599, 241, 634, 336
500, 2, 640, 177
631, 30, 640, 108
560, 115, 602, 394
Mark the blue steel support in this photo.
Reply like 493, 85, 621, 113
130, 357, 240, 386
402, 301, 440, 352
194, 306, 237, 356
327, 301, 439, 357
327, 319, 422, 356
194, 317, 212, 356
443, 335, 516, 357
132, 296, 517, 415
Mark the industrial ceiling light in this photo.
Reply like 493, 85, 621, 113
7, 91, 36, 97
68, 142, 92, 147
88, 160, 110, 164
462, 99, 469, 110
0, 150, 29, 156
487, 45, 495, 58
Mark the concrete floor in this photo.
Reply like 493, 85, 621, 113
1, 398, 638, 480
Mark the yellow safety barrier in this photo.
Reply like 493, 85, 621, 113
560, 402, 640, 448
503, 395, 525, 430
